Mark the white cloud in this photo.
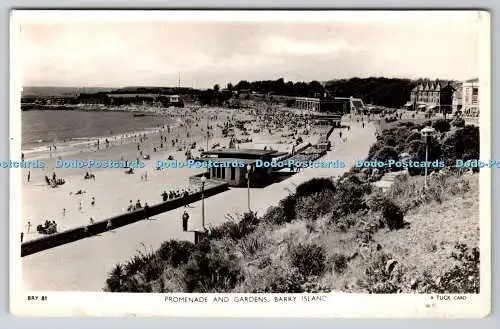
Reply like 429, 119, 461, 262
263, 37, 355, 56
16, 11, 483, 88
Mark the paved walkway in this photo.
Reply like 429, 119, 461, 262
372, 171, 407, 192
21, 121, 376, 291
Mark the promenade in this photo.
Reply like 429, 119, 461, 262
21, 120, 376, 291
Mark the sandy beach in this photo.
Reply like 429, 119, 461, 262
21, 106, 322, 241
21, 116, 375, 291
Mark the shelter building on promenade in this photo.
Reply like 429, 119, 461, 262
195, 148, 286, 187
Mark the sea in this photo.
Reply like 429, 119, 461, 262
21, 110, 175, 151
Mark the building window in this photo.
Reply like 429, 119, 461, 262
216, 167, 221, 178
231, 167, 235, 180
221, 167, 226, 179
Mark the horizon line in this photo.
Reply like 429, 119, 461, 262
22, 75, 476, 90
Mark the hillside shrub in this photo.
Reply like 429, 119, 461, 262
329, 253, 348, 274
295, 177, 336, 199
279, 194, 297, 223
249, 265, 305, 293
183, 243, 243, 292
157, 240, 195, 267
290, 243, 326, 277
432, 118, 451, 133
262, 206, 286, 226
295, 190, 335, 221
207, 211, 259, 241
332, 179, 372, 216
381, 200, 404, 230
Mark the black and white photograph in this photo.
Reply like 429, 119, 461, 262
9, 10, 490, 317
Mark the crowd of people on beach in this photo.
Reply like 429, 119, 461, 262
22, 106, 375, 243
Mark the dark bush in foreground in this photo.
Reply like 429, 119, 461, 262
157, 240, 195, 267
106, 264, 125, 292
263, 206, 286, 225
207, 211, 259, 241
441, 125, 479, 166
295, 178, 336, 199
329, 253, 348, 274
333, 179, 372, 216
183, 243, 243, 292
251, 266, 305, 293
291, 243, 326, 277
295, 190, 335, 221
279, 194, 297, 223
381, 200, 404, 230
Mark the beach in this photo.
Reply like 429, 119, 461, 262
20, 106, 324, 241
21, 115, 375, 291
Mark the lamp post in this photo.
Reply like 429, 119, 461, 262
421, 126, 436, 191
246, 164, 252, 212
200, 175, 206, 231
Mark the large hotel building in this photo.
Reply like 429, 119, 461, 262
406, 78, 479, 116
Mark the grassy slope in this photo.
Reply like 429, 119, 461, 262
373, 175, 479, 279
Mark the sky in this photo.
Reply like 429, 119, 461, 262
15, 11, 486, 89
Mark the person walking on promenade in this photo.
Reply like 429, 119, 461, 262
21, 232, 24, 243
106, 219, 112, 231
27, 170, 30, 183
91, 197, 95, 207
89, 217, 94, 225
26, 221, 32, 233
144, 202, 150, 220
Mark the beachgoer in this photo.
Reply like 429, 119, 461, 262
144, 203, 150, 220
27, 171, 30, 183
182, 211, 189, 231
21, 153, 24, 161
135, 200, 142, 209
89, 217, 94, 225
62, 208, 66, 217
26, 221, 32, 233
91, 197, 95, 207
52, 171, 56, 181
21, 232, 24, 243
78, 202, 82, 212
183, 191, 190, 208
127, 200, 134, 212
106, 219, 112, 231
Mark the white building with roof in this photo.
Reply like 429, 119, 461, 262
461, 78, 479, 116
